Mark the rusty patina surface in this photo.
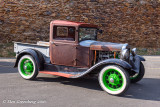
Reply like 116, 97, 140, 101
90, 41, 124, 51
51, 20, 97, 28
79, 40, 125, 51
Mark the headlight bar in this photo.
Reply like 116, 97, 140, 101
131, 48, 137, 56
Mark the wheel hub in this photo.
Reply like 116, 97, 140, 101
24, 65, 27, 70
24, 61, 33, 72
20, 58, 34, 76
110, 78, 114, 83
108, 74, 120, 85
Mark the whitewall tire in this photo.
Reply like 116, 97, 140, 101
98, 65, 130, 95
18, 55, 38, 80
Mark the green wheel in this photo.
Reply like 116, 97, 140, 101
99, 65, 130, 95
130, 62, 145, 83
18, 55, 38, 80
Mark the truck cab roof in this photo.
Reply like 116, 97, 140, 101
51, 20, 97, 28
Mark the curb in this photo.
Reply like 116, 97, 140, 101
0, 57, 16, 62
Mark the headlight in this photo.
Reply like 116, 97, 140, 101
131, 48, 136, 56
121, 49, 129, 60
121, 44, 130, 60
122, 43, 128, 50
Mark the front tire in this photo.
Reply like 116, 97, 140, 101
130, 62, 145, 83
98, 65, 130, 95
18, 55, 38, 80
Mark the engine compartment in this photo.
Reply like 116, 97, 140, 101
94, 51, 120, 63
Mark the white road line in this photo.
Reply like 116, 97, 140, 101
144, 57, 160, 59
145, 67, 160, 70
0, 59, 15, 62
144, 60, 160, 62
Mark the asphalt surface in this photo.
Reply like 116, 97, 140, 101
0, 56, 160, 107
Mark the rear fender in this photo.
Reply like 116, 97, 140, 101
14, 49, 44, 70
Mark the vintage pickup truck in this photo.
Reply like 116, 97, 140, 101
14, 20, 145, 95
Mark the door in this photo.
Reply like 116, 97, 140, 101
50, 42, 76, 66
50, 26, 77, 66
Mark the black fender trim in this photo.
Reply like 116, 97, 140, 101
14, 49, 44, 71
137, 55, 145, 61
71, 59, 132, 78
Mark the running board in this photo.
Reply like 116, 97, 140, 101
39, 71, 80, 78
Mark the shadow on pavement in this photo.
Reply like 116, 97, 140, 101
123, 78, 160, 101
35, 77, 160, 101
36, 77, 102, 91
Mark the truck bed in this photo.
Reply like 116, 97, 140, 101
14, 41, 50, 57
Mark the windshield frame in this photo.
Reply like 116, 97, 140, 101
78, 27, 98, 42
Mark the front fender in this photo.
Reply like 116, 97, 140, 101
14, 49, 44, 70
130, 55, 145, 73
94, 59, 132, 69
71, 59, 132, 78
137, 55, 145, 61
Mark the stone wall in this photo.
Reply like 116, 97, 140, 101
0, 0, 160, 48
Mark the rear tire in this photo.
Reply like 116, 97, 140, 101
98, 65, 130, 96
18, 55, 38, 80
130, 62, 145, 83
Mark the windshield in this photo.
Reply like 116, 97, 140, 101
79, 28, 97, 41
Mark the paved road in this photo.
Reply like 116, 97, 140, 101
0, 56, 160, 107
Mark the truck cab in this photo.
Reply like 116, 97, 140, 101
14, 20, 145, 96
50, 20, 97, 68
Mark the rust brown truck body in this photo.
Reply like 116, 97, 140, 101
14, 20, 145, 78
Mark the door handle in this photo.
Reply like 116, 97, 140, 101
51, 41, 57, 46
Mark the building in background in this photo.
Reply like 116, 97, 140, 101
0, 0, 159, 48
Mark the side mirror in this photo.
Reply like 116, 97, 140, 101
98, 29, 103, 34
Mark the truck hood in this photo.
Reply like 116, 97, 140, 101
79, 40, 127, 51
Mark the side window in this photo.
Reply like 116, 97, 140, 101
57, 27, 68, 37
53, 26, 75, 41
